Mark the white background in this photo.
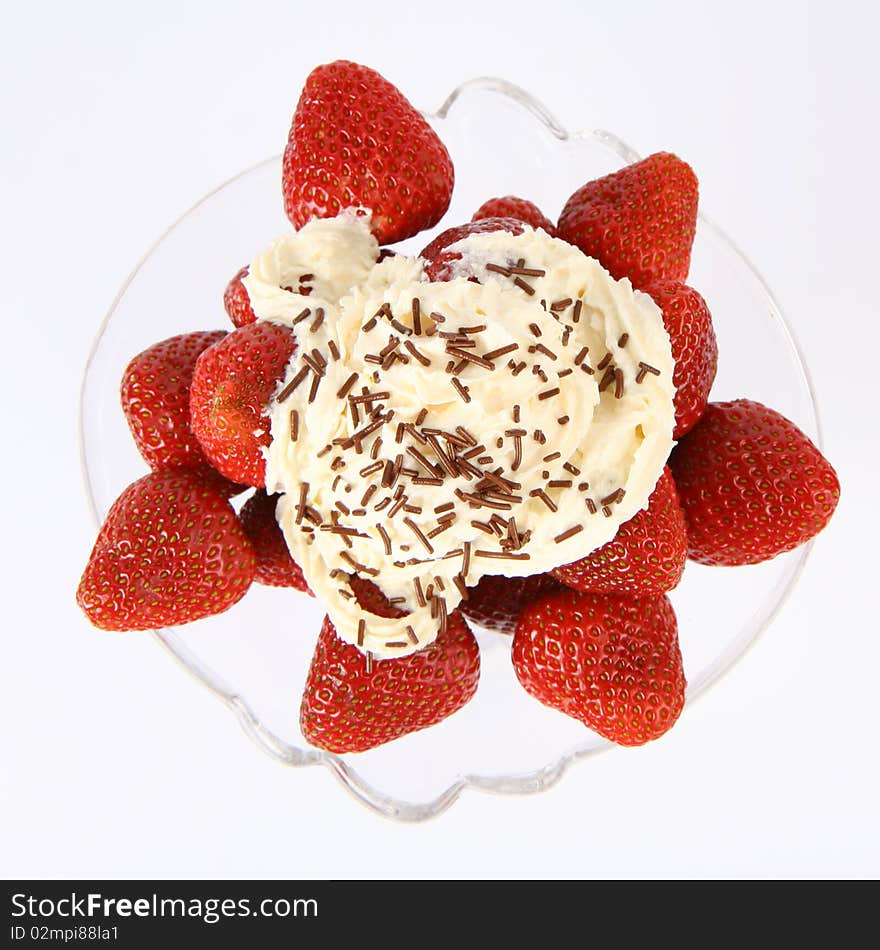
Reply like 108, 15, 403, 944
3, 0, 878, 879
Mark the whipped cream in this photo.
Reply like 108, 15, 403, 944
243, 209, 379, 320
246, 215, 675, 658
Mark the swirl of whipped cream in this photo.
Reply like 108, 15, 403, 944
244, 214, 675, 659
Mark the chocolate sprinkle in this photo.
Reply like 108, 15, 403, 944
307, 373, 321, 404
485, 262, 512, 276
404, 517, 434, 554
404, 340, 431, 366
301, 352, 325, 377
509, 266, 545, 277
277, 365, 310, 402
451, 378, 471, 403
377, 524, 392, 555
336, 372, 359, 399
413, 577, 426, 607
529, 488, 557, 512
482, 343, 519, 361
295, 483, 309, 524
554, 524, 584, 543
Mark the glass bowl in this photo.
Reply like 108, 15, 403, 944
80, 78, 822, 821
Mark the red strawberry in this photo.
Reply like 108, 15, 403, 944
238, 490, 311, 592
472, 195, 557, 236
643, 280, 717, 438
77, 469, 255, 631
283, 60, 454, 245
347, 575, 407, 618
223, 266, 256, 328
669, 400, 840, 565
513, 589, 685, 746
557, 152, 698, 288
121, 331, 228, 474
420, 216, 525, 281
300, 612, 480, 753
461, 573, 564, 635
553, 468, 687, 597
189, 321, 297, 488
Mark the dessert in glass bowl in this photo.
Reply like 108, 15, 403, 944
77, 61, 839, 817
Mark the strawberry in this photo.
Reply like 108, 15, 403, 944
553, 468, 687, 597
120, 331, 230, 476
283, 60, 454, 245
513, 589, 685, 746
642, 280, 717, 438
557, 152, 698, 288
472, 195, 557, 236
461, 573, 564, 635
300, 612, 480, 753
238, 490, 311, 592
420, 216, 525, 281
77, 469, 255, 631
223, 266, 256, 328
347, 575, 407, 618
669, 400, 840, 565
189, 321, 297, 488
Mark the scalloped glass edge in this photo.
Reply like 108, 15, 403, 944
78, 77, 823, 823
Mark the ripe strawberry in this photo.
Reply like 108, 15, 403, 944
238, 490, 311, 592
669, 400, 840, 565
420, 216, 525, 281
513, 589, 685, 746
77, 469, 255, 631
643, 280, 717, 438
300, 612, 480, 753
347, 575, 407, 618
557, 152, 698, 288
223, 266, 256, 328
461, 573, 564, 635
472, 195, 557, 236
189, 321, 297, 488
121, 331, 228, 474
553, 468, 687, 597
283, 60, 454, 245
